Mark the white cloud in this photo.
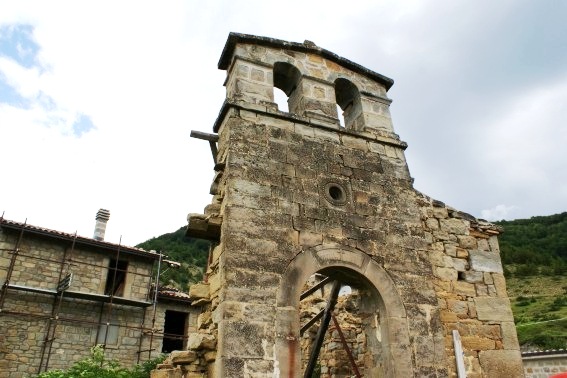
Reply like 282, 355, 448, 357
0, 0, 566, 246
471, 76, 567, 212
481, 205, 520, 221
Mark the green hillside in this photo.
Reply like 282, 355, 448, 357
506, 276, 567, 349
496, 212, 567, 276
496, 212, 567, 350
136, 227, 209, 291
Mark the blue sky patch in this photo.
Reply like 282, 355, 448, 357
0, 24, 40, 69
0, 73, 29, 107
72, 114, 95, 137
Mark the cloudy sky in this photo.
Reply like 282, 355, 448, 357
1, 1, 566, 246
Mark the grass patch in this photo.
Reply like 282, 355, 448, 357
508, 275, 567, 349
516, 318, 567, 350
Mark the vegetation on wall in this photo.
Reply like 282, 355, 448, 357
136, 227, 209, 291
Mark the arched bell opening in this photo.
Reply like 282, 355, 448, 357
334, 78, 362, 130
273, 62, 302, 114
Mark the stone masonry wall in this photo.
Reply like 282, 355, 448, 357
0, 292, 152, 376
523, 353, 567, 377
300, 288, 368, 377
0, 228, 181, 377
177, 34, 523, 377
0, 230, 153, 301
208, 101, 445, 376
151, 282, 217, 378
419, 199, 524, 377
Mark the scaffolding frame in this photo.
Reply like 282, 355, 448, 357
0, 216, 188, 374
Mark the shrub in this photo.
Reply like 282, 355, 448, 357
33, 345, 165, 378
548, 296, 567, 312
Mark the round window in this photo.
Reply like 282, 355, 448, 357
324, 182, 347, 205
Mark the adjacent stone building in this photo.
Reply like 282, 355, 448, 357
0, 215, 199, 378
522, 350, 567, 377
180, 33, 524, 377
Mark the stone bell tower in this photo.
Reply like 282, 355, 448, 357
186, 33, 523, 377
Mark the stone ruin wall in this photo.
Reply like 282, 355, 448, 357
299, 286, 370, 377
421, 202, 522, 378
152, 33, 524, 377
154, 198, 523, 378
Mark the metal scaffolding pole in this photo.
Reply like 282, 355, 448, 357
38, 232, 77, 373
148, 251, 163, 359
136, 308, 148, 364
102, 237, 123, 351
0, 219, 27, 310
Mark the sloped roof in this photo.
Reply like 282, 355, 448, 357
0, 217, 160, 260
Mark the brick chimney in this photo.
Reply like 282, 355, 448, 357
93, 209, 110, 241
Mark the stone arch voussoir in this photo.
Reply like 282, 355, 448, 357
275, 244, 414, 377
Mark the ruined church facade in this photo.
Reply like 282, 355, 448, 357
184, 33, 523, 377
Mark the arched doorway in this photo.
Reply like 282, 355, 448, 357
275, 244, 414, 377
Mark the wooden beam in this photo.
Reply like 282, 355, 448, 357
190, 130, 219, 142
190, 130, 219, 163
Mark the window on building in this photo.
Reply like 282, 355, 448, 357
104, 259, 127, 297
335, 78, 361, 130
336, 104, 346, 127
273, 62, 301, 114
274, 87, 289, 112
96, 320, 120, 346
162, 310, 189, 353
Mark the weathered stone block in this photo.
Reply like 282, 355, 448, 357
440, 218, 468, 235
453, 281, 476, 297
444, 243, 457, 257
189, 283, 210, 301
488, 236, 500, 253
456, 248, 469, 258
204, 351, 216, 362
474, 297, 514, 321
432, 206, 449, 219
478, 350, 524, 377
187, 333, 217, 351
298, 231, 323, 247
461, 271, 484, 283
150, 367, 183, 378
469, 250, 503, 273
170, 350, 198, 365
447, 299, 469, 316
451, 257, 468, 271
440, 310, 459, 322
492, 273, 508, 297
461, 336, 495, 351
222, 320, 265, 358
458, 235, 477, 249
434, 266, 457, 281
500, 322, 520, 350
